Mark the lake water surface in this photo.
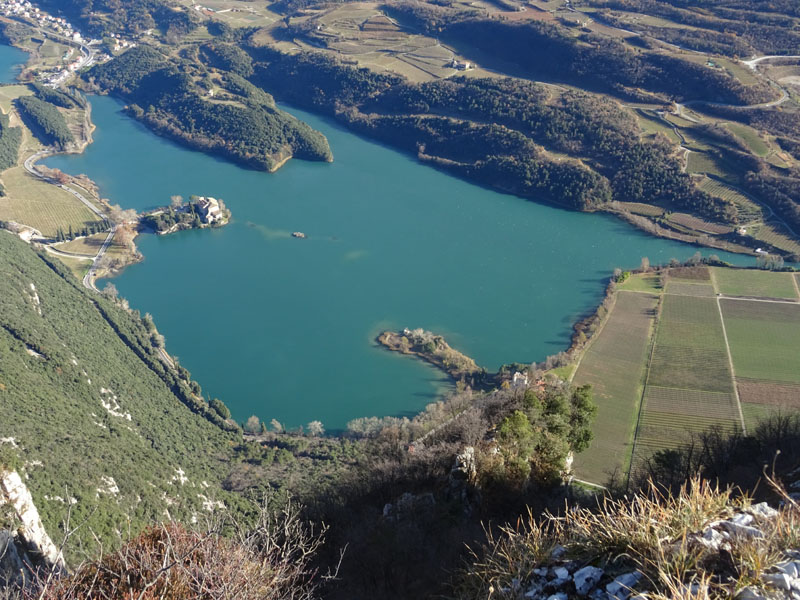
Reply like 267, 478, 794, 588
44, 86, 753, 430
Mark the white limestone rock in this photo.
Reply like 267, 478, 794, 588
574, 566, 604, 596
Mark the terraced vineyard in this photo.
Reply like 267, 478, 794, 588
572, 291, 659, 483
698, 178, 764, 223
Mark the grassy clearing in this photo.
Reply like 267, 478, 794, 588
572, 291, 659, 483
721, 299, 800, 383
635, 109, 680, 143
712, 267, 799, 300
725, 123, 770, 157
617, 273, 663, 294
54, 232, 121, 257
0, 84, 33, 113
0, 166, 100, 237
53, 254, 91, 280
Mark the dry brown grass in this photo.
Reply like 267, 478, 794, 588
455, 478, 798, 599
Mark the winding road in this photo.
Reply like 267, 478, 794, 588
23, 149, 115, 292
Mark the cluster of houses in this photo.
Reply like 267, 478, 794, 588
1, 0, 82, 42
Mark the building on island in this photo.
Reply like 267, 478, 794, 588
195, 197, 223, 224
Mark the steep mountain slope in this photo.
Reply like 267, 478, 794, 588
0, 231, 246, 559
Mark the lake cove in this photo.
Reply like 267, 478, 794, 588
0, 45, 25, 83
46, 94, 754, 430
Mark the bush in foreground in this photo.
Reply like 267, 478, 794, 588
19, 497, 326, 600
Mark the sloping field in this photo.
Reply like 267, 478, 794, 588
712, 267, 799, 300
633, 293, 738, 464
667, 213, 731, 235
698, 178, 763, 223
753, 222, 800, 256
572, 291, 659, 483
0, 166, 100, 237
616, 202, 665, 217
720, 299, 800, 384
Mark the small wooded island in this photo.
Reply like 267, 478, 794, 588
140, 196, 231, 235
378, 328, 488, 387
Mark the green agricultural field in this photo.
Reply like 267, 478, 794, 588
617, 273, 662, 294
0, 167, 101, 237
572, 291, 659, 484
686, 151, 727, 177
721, 299, 800, 383
632, 292, 739, 466
712, 267, 799, 300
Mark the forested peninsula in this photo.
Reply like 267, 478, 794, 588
85, 46, 332, 172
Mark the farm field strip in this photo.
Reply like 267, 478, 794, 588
572, 291, 659, 484
631, 292, 739, 467
664, 281, 715, 297
667, 266, 711, 281
667, 212, 731, 235
720, 299, 800, 384
711, 267, 799, 300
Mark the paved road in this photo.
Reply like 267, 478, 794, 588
742, 55, 800, 70
23, 150, 115, 291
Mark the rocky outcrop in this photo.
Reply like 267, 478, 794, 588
0, 469, 64, 587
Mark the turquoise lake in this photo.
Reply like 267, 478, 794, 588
45, 92, 754, 430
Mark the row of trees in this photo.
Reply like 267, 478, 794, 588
0, 112, 21, 173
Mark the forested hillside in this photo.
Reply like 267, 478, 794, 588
250, 50, 733, 218
0, 231, 249, 559
31, 0, 200, 37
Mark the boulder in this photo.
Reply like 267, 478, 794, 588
574, 565, 604, 595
